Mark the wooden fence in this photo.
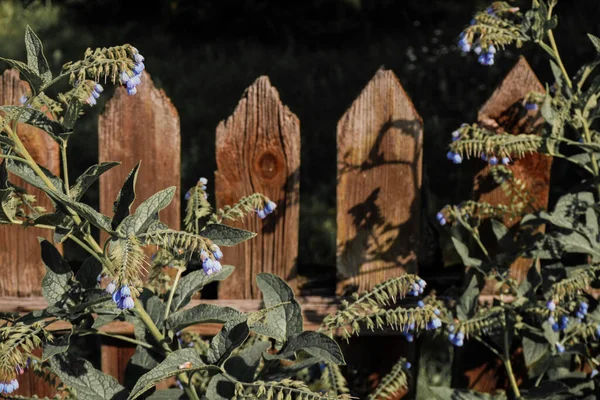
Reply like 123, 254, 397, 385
0, 56, 550, 398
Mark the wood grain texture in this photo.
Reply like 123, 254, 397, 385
473, 57, 551, 291
336, 69, 423, 294
98, 71, 180, 381
100, 338, 136, 384
215, 76, 300, 299
98, 71, 181, 240
0, 69, 60, 297
13, 348, 58, 398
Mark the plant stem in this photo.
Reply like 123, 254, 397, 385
60, 139, 70, 196
133, 299, 200, 400
78, 330, 154, 349
502, 325, 521, 399
0, 153, 28, 163
164, 267, 183, 323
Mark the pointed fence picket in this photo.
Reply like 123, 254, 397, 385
0, 57, 553, 398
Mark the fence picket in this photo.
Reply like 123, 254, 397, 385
0, 69, 61, 297
336, 68, 423, 293
215, 76, 300, 299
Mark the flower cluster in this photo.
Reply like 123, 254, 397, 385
185, 177, 208, 201
86, 83, 104, 106
0, 362, 25, 395
550, 315, 569, 332
447, 325, 465, 347
106, 283, 135, 310
120, 49, 145, 95
408, 279, 427, 296
457, 4, 522, 66
200, 246, 223, 275
256, 200, 277, 219
575, 301, 589, 321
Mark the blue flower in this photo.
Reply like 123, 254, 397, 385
121, 71, 131, 83
199, 177, 208, 185
546, 300, 556, 312
525, 102, 538, 111
458, 37, 471, 53
552, 322, 560, 332
417, 300, 425, 308
86, 95, 97, 106
592, 369, 599, 378
127, 86, 137, 96
202, 258, 215, 275
95, 83, 104, 93
212, 261, 222, 273
489, 156, 498, 165
265, 201, 277, 213
405, 362, 412, 369
555, 342, 565, 354
448, 333, 455, 341
121, 296, 135, 310
595, 324, 600, 338
547, 316, 555, 325
19, 94, 28, 104
257, 209, 267, 219
403, 332, 414, 342
559, 315, 568, 330
134, 62, 145, 75
473, 45, 482, 55
134, 53, 145, 63
185, 190, 192, 200
480, 153, 487, 161
105, 281, 116, 294
478, 52, 494, 66
446, 151, 455, 160
501, 157, 510, 165
434, 308, 441, 316
448, 324, 455, 333
211, 244, 223, 260
452, 153, 463, 164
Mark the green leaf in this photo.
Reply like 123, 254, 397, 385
207, 318, 250, 365
264, 332, 345, 365
40, 239, 73, 306
170, 265, 234, 311
128, 348, 216, 400
117, 186, 176, 236
224, 341, 270, 382
42, 331, 71, 361
490, 219, 515, 252
165, 303, 242, 332
50, 353, 128, 400
0, 57, 44, 94
62, 96, 82, 130
0, 106, 70, 142
76, 256, 102, 289
112, 162, 140, 230
66, 199, 116, 234
588, 34, 600, 53
146, 390, 186, 399
25, 25, 52, 83
92, 314, 118, 330
256, 273, 303, 341
517, 261, 542, 298
457, 274, 479, 320
205, 374, 235, 400
522, 335, 549, 367
70, 162, 120, 201
6, 157, 64, 193
451, 236, 483, 268
200, 223, 257, 246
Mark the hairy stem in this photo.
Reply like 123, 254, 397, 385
503, 326, 521, 399
60, 139, 70, 197
163, 267, 183, 324
133, 299, 200, 400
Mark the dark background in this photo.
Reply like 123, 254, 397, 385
2, 0, 599, 270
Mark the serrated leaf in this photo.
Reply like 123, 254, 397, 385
117, 186, 176, 236
40, 239, 72, 306
200, 223, 257, 246
170, 265, 234, 312
457, 274, 479, 320
76, 256, 102, 289
146, 389, 186, 399
256, 273, 303, 341
42, 331, 71, 361
128, 348, 216, 400
25, 25, 52, 83
522, 335, 548, 367
207, 318, 250, 366
264, 332, 345, 365
50, 353, 128, 400
112, 162, 140, 230
224, 341, 270, 382
0, 58, 44, 94
165, 303, 242, 332
70, 162, 120, 201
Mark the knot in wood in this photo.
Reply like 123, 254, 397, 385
255, 151, 282, 181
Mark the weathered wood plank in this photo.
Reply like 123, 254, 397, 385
100, 338, 136, 384
98, 71, 181, 380
98, 71, 181, 240
473, 57, 550, 290
215, 76, 300, 299
0, 69, 60, 297
336, 68, 423, 294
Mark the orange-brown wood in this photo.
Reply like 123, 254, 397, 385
215, 76, 300, 299
13, 348, 58, 398
336, 68, 423, 294
0, 69, 60, 297
473, 57, 550, 291
100, 339, 136, 384
98, 71, 181, 380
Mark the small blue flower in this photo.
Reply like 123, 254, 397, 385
127, 86, 137, 96
199, 177, 208, 185
121, 71, 131, 83
408, 322, 415, 331
446, 151, 455, 160
595, 324, 600, 338
524, 102, 538, 111
127, 75, 141, 89
405, 362, 412, 369
105, 281, 116, 294
133, 62, 145, 75
489, 156, 498, 165
417, 300, 425, 308
257, 209, 267, 219
185, 190, 192, 200
487, 45, 496, 54
575, 311, 584, 320
202, 258, 215, 275
458, 37, 471, 53
201, 185, 207, 190
473, 45, 482, 55
555, 342, 565, 354
480, 153, 487, 161
452, 153, 463, 164
448, 333, 455, 341
546, 300, 556, 311
478, 52, 494, 66
448, 324, 455, 333
547, 316, 555, 325
265, 201, 277, 214
0, 383, 4, 393
470, 18, 476, 26
592, 369, 599, 378
95, 83, 104, 93
552, 322, 560, 332
86, 95, 97, 106
212, 261, 222, 273
5, 382, 14, 393
418, 279, 426, 288
121, 285, 131, 297
134, 53, 145, 63
121, 296, 135, 309
213, 248, 223, 260
560, 315, 568, 330
579, 302, 589, 312
501, 157, 510, 165
434, 308, 441, 316
19, 94, 28, 104
438, 217, 447, 226
404, 332, 414, 342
